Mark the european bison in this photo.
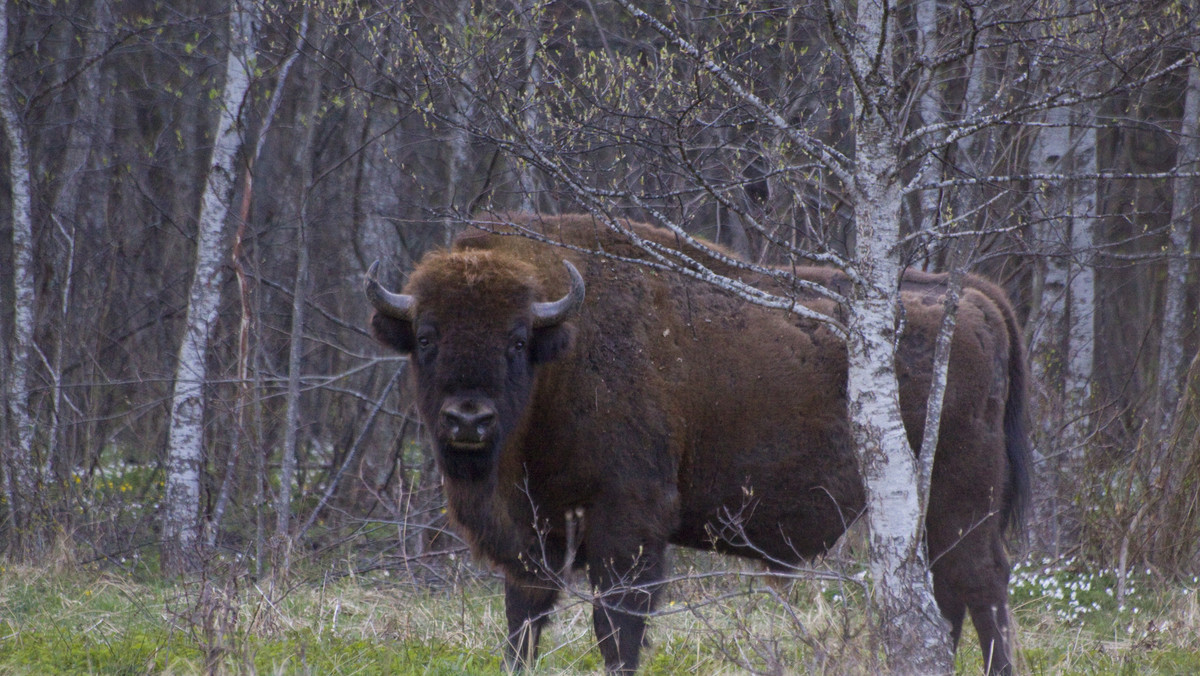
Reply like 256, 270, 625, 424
366, 213, 1030, 674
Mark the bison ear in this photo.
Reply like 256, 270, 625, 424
531, 324, 576, 365
370, 312, 416, 354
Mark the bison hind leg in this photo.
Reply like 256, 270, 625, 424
934, 575, 1014, 675
967, 601, 1014, 676
930, 533, 1014, 675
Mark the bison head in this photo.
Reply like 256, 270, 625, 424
365, 251, 584, 481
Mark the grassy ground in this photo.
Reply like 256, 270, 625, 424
0, 554, 1198, 675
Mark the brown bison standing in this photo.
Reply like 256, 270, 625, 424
366, 213, 1030, 674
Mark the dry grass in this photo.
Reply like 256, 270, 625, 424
0, 552, 1198, 674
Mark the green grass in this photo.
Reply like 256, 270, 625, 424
0, 556, 1198, 674
0, 565, 507, 675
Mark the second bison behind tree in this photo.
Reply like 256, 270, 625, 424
366, 213, 1030, 674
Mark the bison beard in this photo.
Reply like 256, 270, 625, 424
366, 213, 1030, 675
440, 449, 492, 482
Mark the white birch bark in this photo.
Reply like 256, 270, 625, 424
1028, 3, 1098, 463
912, 0, 968, 514
916, 6, 1000, 493
45, 0, 114, 479
915, 0, 943, 232
441, 0, 477, 243
517, 0, 546, 213
951, 3, 1001, 228
1027, 102, 1072, 551
161, 0, 255, 573
210, 8, 306, 551
1027, 38, 1100, 550
1065, 98, 1097, 450
850, 150, 953, 674
0, 0, 42, 551
849, 0, 953, 671
1028, 102, 1072, 404
1159, 44, 1200, 429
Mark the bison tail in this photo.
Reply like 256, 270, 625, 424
1000, 300, 1033, 539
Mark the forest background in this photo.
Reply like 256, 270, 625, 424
2, 0, 1200, 672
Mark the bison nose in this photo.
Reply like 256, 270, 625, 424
440, 398, 497, 446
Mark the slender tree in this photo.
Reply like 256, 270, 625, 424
279, 48, 321, 554
914, 0, 945, 235
210, 7, 308, 551
42, 0, 115, 482
443, 0, 479, 240
514, 0, 548, 213
1025, 0, 1104, 550
1027, 99, 1074, 551
1065, 90, 1099, 453
0, 0, 43, 557
842, 0, 954, 668
1159, 43, 1200, 429
161, 0, 256, 574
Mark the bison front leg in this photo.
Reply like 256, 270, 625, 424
503, 576, 560, 671
586, 539, 667, 674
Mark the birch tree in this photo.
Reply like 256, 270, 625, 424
0, 0, 43, 557
161, 0, 256, 574
43, 0, 116, 482
1027, 101, 1074, 550
843, 0, 954, 669
1028, 103, 1073, 388
441, 0, 479, 241
1065, 94, 1099, 446
1025, 2, 1103, 549
279, 48, 321, 554
914, 0, 945, 235
514, 0, 548, 213
1159, 44, 1200, 430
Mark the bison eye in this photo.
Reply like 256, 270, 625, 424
507, 333, 528, 360
415, 326, 437, 354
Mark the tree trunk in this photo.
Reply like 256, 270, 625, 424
1065, 96, 1098, 455
161, 0, 255, 575
1028, 102, 1073, 399
1159, 40, 1200, 430
442, 0, 478, 242
849, 158, 953, 675
850, 1, 954, 672
1027, 99, 1073, 552
43, 0, 113, 484
0, 0, 43, 558
950, 2, 1002, 233
914, 0, 944, 234
279, 61, 323, 555
516, 0, 548, 213
210, 13, 305, 548
1027, 50, 1100, 550
276, 202, 308, 560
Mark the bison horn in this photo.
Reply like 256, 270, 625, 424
532, 261, 586, 328
364, 260, 415, 320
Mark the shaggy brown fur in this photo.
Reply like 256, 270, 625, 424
368, 213, 1030, 674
